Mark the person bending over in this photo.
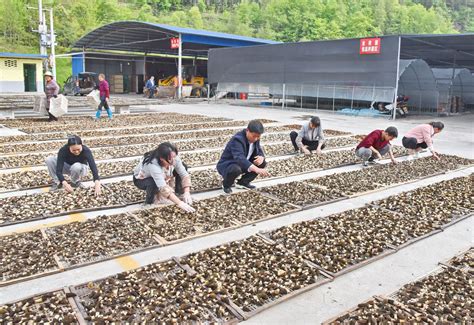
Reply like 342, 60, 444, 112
133, 142, 194, 213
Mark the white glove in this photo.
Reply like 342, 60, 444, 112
178, 201, 195, 213
183, 192, 193, 205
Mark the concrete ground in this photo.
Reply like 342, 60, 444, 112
0, 101, 472, 324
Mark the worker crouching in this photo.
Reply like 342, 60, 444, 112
355, 127, 398, 166
133, 142, 195, 213
290, 116, 326, 155
217, 120, 270, 194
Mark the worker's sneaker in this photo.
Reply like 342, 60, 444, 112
222, 186, 233, 194
363, 161, 369, 167
236, 181, 256, 190
50, 183, 61, 191
368, 157, 377, 164
71, 181, 85, 189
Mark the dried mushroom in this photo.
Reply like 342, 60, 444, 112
46, 214, 158, 266
446, 248, 474, 270
17, 113, 230, 134
0, 230, 57, 282
134, 191, 294, 242
394, 268, 473, 322
375, 175, 473, 225
0, 291, 77, 324
0, 186, 124, 224
73, 260, 235, 323
181, 237, 322, 312
269, 206, 414, 273
328, 298, 425, 324
258, 181, 344, 206
265, 150, 356, 178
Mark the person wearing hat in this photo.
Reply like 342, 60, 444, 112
45, 135, 101, 195
355, 127, 398, 166
44, 71, 60, 122
290, 116, 326, 155
133, 142, 195, 212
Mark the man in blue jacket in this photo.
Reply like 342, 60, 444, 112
217, 120, 270, 194
145, 76, 156, 98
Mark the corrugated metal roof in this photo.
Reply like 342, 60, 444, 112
73, 21, 280, 56
0, 52, 47, 59
146, 22, 280, 44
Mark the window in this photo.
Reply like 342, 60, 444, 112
4, 59, 17, 68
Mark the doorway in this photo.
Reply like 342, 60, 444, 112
23, 64, 37, 92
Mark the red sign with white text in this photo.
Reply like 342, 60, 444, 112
360, 38, 381, 55
170, 38, 180, 49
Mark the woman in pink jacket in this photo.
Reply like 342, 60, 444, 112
402, 122, 444, 160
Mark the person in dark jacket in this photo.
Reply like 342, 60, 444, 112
145, 76, 156, 98
45, 135, 102, 195
95, 73, 112, 120
217, 120, 270, 194
44, 71, 59, 122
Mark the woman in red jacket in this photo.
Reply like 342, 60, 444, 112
95, 73, 112, 120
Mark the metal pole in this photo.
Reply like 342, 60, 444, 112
82, 47, 86, 73
316, 85, 319, 110
282, 83, 286, 109
300, 85, 303, 108
435, 91, 439, 115
38, 0, 47, 56
371, 84, 375, 107
48, 9, 56, 78
350, 86, 355, 109
419, 91, 422, 114
392, 36, 402, 120
177, 33, 182, 100
332, 85, 336, 111
143, 52, 147, 81
207, 84, 210, 103
448, 52, 457, 113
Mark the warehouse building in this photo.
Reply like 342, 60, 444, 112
69, 21, 278, 96
208, 34, 474, 116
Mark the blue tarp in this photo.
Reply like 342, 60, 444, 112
337, 108, 389, 117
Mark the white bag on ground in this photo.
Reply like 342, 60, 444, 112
182, 85, 193, 97
33, 94, 48, 116
87, 89, 100, 108
49, 95, 68, 118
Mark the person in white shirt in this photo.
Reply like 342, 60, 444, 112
133, 142, 194, 212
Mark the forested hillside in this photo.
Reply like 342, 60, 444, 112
1, 0, 471, 83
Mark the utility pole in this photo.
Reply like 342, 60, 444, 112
37, 0, 48, 57
46, 8, 56, 78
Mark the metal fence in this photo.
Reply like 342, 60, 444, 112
216, 82, 444, 115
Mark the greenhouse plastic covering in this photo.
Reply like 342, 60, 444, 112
209, 36, 401, 103
432, 68, 474, 107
